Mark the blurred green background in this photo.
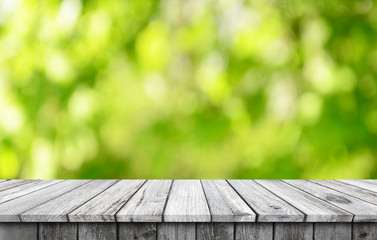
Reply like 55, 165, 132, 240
0, 0, 376, 179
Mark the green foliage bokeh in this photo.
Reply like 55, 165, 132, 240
0, 0, 377, 179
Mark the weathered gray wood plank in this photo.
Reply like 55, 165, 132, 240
157, 223, 195, 240
197, 223, 234, 240
119, 223, 157, 240
255, 180, 352, 222
274, 223, 313, 240
69, 180, 145, 222
338, 180, 377, 194
0, 180, 89, 222
21, 180, 118, 222
201, 180, 255, 222
0, 180, 37, 192
1, 179, 377, 225
235, 223, 273, 240
285, 180, 377, 222
0, 223, 37, 240
116, 180, 172, 222
39, 223, 77, 240
353, 223, 377, 240
314, 223, 351, 240
310, 180, 377, 206
164, 180, 211, 222
228, 180, 304, 222
78, 223, 116, 240
0, 180, 62, 204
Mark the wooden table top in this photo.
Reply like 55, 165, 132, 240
0, 179, 376, 223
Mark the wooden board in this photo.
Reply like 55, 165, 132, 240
310, 180, 377, 206
284, 180, 377, 222
338, 180, 377, 194
116, 180, 172, 222
119, 223, 157, 240
69, 180, 145, 222
0, 180, 89, 222
39, 223, 77, 240
0, 180, 37, 192
201, 180, 255, 222
235, 223, 273, 240
353, 223, 377, 240
228, 180, 304, 222
0, 223, 363, 240
21, 180, 118, 222
197, 223, 234, 240
0, 223, 37, 240
0, 180, 62, 204
255, 180, 352, 222
157, 223, 195, 240
314, 223, 351, 240
274, 223, 313, 240
78, 223, 116, 240
164, 180, 211, 222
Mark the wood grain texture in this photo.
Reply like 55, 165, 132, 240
201, 180, 255, 222
39, 223, 77, 240
285, 180, 377, 222
274, 223, 313, 240
256, 180, 352, 222
228, 180, 304, 222
119, 223, 157, 240
78, 223, 116, 240
0, 180, 37, 192
0, 180, 89, 222
353, 223, 377, 240
69, 180, 145, 222
21, 180, 117, 222
314, 223, 351, 240
197, 223, 234, 240
235, 223, 273, 240
164, 180, 211, 222
311, 180, 377, 206
339, 180, 377, 194
116, 180, 172, 222
1, 179, 377, 225
157, 223, 195, 240
0, 180, 62, 204
0, 223, 37, 240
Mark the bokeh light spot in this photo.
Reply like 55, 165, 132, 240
298, 92, 323, 124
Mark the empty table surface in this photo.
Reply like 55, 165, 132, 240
0, 179, 377, 223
